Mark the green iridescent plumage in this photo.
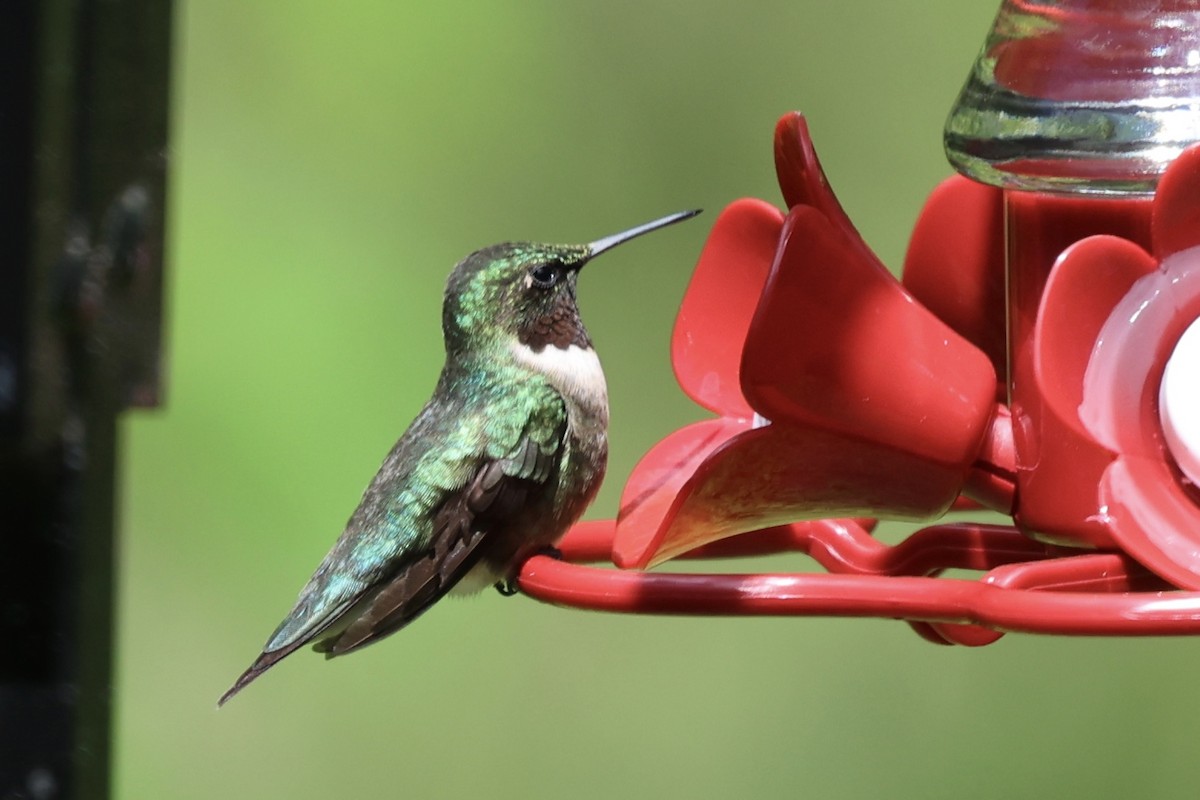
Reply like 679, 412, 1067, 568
262, 369, 568, 653
220, 210, 699, 705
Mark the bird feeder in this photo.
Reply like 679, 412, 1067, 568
517, 0, 1200, 644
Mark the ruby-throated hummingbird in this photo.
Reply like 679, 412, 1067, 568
219, 209, 700, 705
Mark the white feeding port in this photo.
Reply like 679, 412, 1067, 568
1160, 316, 1200, 487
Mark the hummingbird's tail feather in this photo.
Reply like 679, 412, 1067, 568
217, 637, 312, 707
217, 594, 364, 706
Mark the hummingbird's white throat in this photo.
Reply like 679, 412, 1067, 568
509, 341, 608, 420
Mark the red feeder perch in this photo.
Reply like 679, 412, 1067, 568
520, 0, 1200, 645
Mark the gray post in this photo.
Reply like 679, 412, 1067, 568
1, 1, 173, 797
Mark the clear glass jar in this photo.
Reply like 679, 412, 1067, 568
945, 0, 1200, 195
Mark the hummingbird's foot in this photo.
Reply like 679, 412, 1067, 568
535, 545, 564, 562
493, 546, 564, 597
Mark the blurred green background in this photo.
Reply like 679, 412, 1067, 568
114, 2, 1200, 798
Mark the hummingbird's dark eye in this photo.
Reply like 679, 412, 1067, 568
529, 264, 559, 288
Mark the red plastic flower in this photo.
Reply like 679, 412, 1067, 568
1028, 144, 1200, 589
613, 114, 1005, 569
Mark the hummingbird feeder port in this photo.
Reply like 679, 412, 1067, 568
1160, 316, 1200, 489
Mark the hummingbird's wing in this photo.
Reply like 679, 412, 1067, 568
218, 385, 566, 705
314, 430, 558, 656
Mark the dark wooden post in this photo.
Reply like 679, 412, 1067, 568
1, 1, 173, 797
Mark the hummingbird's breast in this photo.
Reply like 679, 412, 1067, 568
510, 340, 606, 418
510, 338, 609, 512
451, 340, 608, 594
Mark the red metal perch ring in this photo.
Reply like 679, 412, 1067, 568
518, 519, 1200, 639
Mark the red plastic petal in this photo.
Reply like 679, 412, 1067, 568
774, 112, 855, 232
1103, 455, 1200, 590
613, 417, 752, 569
1034, 234, 1157, 441
671, 199, 783, 417
741, 204, 997, 470
902, 175, 1007, 380
640, 423, 965, 568
1077, 251, 1200, 459
1153, 141, 1200, 259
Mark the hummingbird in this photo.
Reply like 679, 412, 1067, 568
219, 209, 700, 705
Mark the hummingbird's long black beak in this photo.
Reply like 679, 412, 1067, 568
586, 209, 702, 258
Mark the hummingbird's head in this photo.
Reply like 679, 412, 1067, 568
441, 210, 700, 357
442, 241, 591, 355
